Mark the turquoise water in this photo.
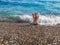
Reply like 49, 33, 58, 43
0, 0, 60, 25
0, 1, 60, 16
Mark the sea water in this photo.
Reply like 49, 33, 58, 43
0, 0, 60, 25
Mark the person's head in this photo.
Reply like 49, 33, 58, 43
32, 12, 40, 15
35, 13, 40, 17
35, 13, 37, 15
32, 13, 34, 15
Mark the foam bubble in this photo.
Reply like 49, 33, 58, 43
0, 14, 60, 26
19, 15, 33, 23
18, 15, 60, 25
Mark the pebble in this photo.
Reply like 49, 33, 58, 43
48, 44, 51, 45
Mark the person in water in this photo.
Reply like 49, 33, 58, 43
32, 13, 39, 25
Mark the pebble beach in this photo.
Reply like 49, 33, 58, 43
0, 22, 60, 45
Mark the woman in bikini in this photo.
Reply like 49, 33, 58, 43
32, 13, 39, 25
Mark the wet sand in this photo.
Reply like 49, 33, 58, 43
0, 22, 60, 45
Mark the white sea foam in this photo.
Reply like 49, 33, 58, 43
18, 15, 60, 25
0, 14, 60, 26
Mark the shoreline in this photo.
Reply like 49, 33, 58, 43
0, 22, 60, 45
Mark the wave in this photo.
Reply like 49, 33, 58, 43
19, 15, 60, 25
1, 0, 60, 2
0, 1, 60, 16
0, 0, 60, 4
0, 15, 60, 26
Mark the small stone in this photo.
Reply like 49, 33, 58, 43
2, 44, 4, 45
1, 39, 3, 41
15, 38, 17, 40
10, 40, 13, 43
48, 44, 51, 45
58, 40, 60, 42
53, 43, 57, 45
5, 41, 8, 44
0, 42, 2, 45
0, 37, 2, 39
